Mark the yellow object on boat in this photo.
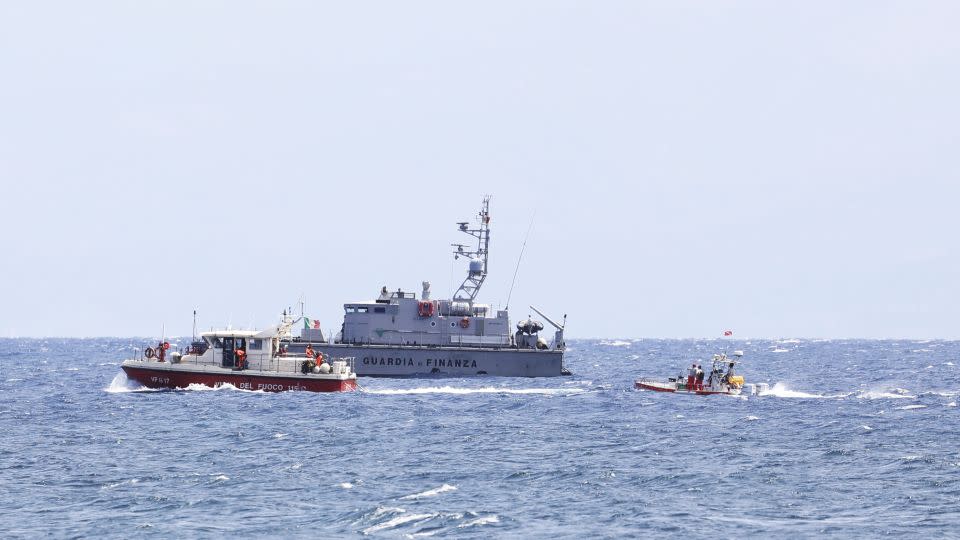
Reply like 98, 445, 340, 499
729, 375, 744, 386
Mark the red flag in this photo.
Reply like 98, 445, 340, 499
723, 330, 733, 336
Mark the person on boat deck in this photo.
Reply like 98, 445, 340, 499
686, 364, 697, 390
305, 344, 314, 359
696, 364, 705, 391
379, 286, 389, 300
724, 362, 736, 383
235, 348, 246, 369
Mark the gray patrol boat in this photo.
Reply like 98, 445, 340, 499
286, 197, 568, 377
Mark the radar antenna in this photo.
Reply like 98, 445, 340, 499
452, 196, 491, 305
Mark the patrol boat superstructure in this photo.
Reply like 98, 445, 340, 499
287, 197, 568, 377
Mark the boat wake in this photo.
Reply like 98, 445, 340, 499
362, 386, 586, 396
758, 382, 847, 399
855, 388, 915, 400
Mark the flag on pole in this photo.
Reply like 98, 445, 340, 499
304, 317, 321, 329
723, 330, 733, 336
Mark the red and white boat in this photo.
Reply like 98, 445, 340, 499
122, 327, 357, 393
635, 351, 749, 396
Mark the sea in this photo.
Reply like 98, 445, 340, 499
1, 338, 958, 538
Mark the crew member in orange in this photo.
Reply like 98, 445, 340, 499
315, 352, 325, 365
305, 344, 314, 359
235, 348, 246, 369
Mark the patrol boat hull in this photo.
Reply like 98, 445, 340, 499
287, 343, 566, 377
122, 361, 357, 392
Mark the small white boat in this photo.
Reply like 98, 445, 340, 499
635, 351, 747, 396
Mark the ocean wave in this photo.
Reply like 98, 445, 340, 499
857, 388, 915, 400
363, 386, 585, 396
894, 405, 927, 411
600, 340, 632, 347
362, 512, 435, 535
458, 515, 500, 529
400, 484, 457, 500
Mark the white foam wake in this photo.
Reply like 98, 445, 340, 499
857, 388, 915, 400
363, 386, 585, 396
759, 382, 842, 399
400, 484, 457, 500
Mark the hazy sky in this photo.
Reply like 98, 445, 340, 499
1, 2, 958, 338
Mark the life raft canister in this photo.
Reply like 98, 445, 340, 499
459, 317, 470, 329
418, 301, 435, 318
144, 347, 155, 359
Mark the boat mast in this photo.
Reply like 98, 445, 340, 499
452, 196, 491, 306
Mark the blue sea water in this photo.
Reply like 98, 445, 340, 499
1, 338, 958, 538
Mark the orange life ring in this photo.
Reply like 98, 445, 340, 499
459, 317, 470, 329
144, 347, 155, 359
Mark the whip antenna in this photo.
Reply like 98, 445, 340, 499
506, 211, 535, 311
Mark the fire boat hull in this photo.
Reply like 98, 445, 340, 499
122, 363, 357, 393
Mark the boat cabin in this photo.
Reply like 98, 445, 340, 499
338, 285, 512, 348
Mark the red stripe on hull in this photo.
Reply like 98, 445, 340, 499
122, 366, 356, 393
635, 382, 676, 392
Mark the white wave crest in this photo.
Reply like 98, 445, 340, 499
857, 388, 915, 400
459, 515, 500, 528
600, 340, 632, 347
104, 372, 156, 393
948, 402, 957, 407
894, 404, 927, 411
339, 482, 353, 489
364, 386, 584, 396
400, 484, 457, 500
363, 512, 435, 534
770, 348, 790, 353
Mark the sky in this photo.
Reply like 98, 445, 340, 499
1, 2, 958, 339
